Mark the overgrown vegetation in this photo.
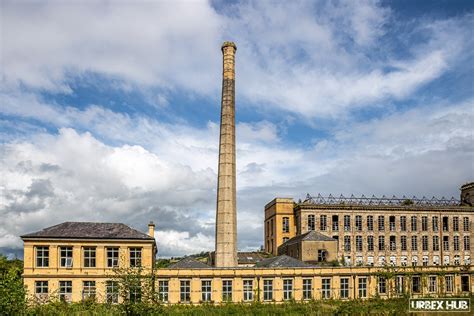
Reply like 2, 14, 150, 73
19, 296, 474, 315
1, 255, 473, 315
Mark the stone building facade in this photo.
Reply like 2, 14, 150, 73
266, 193, 474, 268
22, 222, 156, 303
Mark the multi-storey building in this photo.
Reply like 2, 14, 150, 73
265, 184, 474, 268
20, 42, 474, 305
22, 221, 156, 302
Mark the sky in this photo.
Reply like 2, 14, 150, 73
1, 0, 473, 258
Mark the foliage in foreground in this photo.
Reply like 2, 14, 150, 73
21, 296, 474, 316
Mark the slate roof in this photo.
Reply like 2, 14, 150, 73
21, 222, 155, 240
255, 255, 312, 268
168, 257, 211, 269
280, 231, 335, 247
237, 252, 270, 264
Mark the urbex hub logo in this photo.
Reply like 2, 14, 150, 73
409, 298, 470, 312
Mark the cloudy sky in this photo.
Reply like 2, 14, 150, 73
1, 0, 473, 258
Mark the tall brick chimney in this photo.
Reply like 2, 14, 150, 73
215, 41, 238, 267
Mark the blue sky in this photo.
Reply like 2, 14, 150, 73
1, 0, 473, 258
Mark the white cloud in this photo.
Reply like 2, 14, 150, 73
1, 98, 472, 256
2, 1, 471, 118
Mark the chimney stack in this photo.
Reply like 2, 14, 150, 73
215, 41, 238, 267
148, 221, 155, 238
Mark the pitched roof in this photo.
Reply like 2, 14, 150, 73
21, 222, 155, 240
280, 231, 335, 248
237, 252, 271, 264
255, 255, 312, 268
168, 257, 211, 269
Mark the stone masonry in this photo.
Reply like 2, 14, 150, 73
215, 42, 238, 267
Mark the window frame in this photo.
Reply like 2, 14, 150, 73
83, 247, 96, 268
35, 246, 49, 268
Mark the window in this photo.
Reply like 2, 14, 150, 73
367, 256, 374, 266
321, 278, 331, 299
411, 216, 417, 231
266, 221, 269, 237
82, 281, 96, 300
344, 236, 351, 251
378, 256, 386, 266
412, 256, 418, 266
332, 215, 339, 231
271, 219, 274, 235
222, 280, 232, 301
463, 256, 470, 265
433, 236, 439, 251
180, 280, 190, 303
463, 217, 469, 231
356, 256, 363, 266
320, 215, 327, 231
201, 280, 212, 302
243, 280, 253, 301
445, 275, 453, 292
378, 236, 385, 251
428, 276, 437, 293
302, 279, 312, 300
411, 236, 418, 251
390, 236, 396, 251
129, 248, 142, 267
129, 286, 141, 303
367, 216, 373, 231
356, 236, 363, 252
422, 256, 429, 266
464, 236, 470, 251
442, 216, 449, 232
401, 236, 407, 251
389, 256, 396, 266
395, 276, 405, 294
378, 277, 387, 294
283, 217, 290, 233
401, 256, 408, 266
36, 246, 49, 267
318, 249, 328, 262
422, 236, 429, 251
35, 281, 48, 299
453, 217, 459, 231
83, 247, 96, 268
400, 216, 406, 231
432, 216, 439, 232
59, 281, 72, 302
59, 247, 73, 268
307, 215, 315, 231
263, 279, 273, 301
340, 277, 349, 299
454, 255, 460, 265
282, 237, 289, 243
106, 281, 118, 303
283, 279, 293, 300
422, 216, 428, 231
378, 216, 385, 231
344, 215, 351, 231
367, 236, 374, 251
389, 216, 396, 231
158, 280, 169, 302
433, 255, 440, 265
355, 215, 362, 231
107, 247, 119, 268
358, 277, 367, 298
461, 275, 469, 292
412, 276, 421, 293
443, 255, 450, 265
443, 236, 449, 251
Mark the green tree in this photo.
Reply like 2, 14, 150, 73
0, 254, 27, 314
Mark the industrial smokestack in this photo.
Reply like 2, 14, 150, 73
215, 41, 238, 267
